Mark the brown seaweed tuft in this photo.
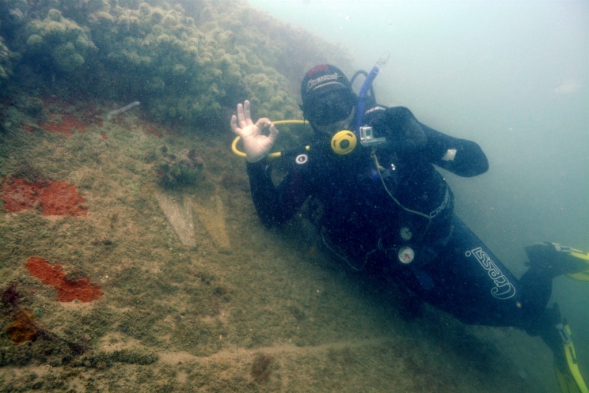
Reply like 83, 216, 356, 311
68, 335, 91, 356
249, 353, 273, 384
6, 309, 42, 344
1, 283, 90, 355
2, 283, 21, 309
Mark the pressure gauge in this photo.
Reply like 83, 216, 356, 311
398, 247, 415, 264
400, 227, 412, 241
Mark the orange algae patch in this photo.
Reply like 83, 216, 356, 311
137, 119, 178, 137
25, 258, 103, 302
39, 114, 88, 136
21, 124, 35, 133
39, 96, 104, 135
2, 178, 87, 216
138, 120, 164, 137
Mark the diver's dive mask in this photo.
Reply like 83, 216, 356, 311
304, 89, 356, 127
303, 89, 356, 155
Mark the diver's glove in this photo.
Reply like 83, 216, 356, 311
369, 106, 427, 152
231, 100, 279, 163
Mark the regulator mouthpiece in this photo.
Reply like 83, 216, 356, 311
331, 130, 357, 155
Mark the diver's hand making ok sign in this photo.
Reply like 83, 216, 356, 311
230, 100, 279, 163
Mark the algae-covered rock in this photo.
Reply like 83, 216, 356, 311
15, 95, 45, 120
0, 38, 13, 85
24, 9, 97, 73
0, 0, 351, 127
105, 1, 330, 122
155, 146, 204, 188
0, 0, 27, 31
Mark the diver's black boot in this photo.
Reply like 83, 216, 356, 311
525, 242, 589, 279
534, 304, 589, 393
534, 304, 568, 371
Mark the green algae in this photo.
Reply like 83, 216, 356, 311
0, 0, 351, 127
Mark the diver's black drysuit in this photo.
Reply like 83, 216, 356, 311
245, 105, 559, 351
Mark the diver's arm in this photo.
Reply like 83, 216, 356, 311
371, 106, 488, 176
420, 123, 489, 177
246, 160, 308, 227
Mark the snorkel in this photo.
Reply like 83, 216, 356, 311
354, 52, 390, 142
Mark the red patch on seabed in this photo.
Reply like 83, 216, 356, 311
25, 258, 103, 302
39, 114, 89, 136
39, 96, 104, 135
21, 124, 35, 133
135, 119, 178, 138
1, 178, 88, 216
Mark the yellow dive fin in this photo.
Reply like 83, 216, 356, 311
564, 246, 589, 282
554, 323, 589, 393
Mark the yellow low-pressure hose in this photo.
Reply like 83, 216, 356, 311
231, 120, 309, 158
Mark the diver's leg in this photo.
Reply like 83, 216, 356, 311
395, 221, 589, 391
518, 266, 553, 334
533, 304, 567, 368
393, 215, 525, 327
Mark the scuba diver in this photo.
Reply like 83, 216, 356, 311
230, 61, 589, 392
